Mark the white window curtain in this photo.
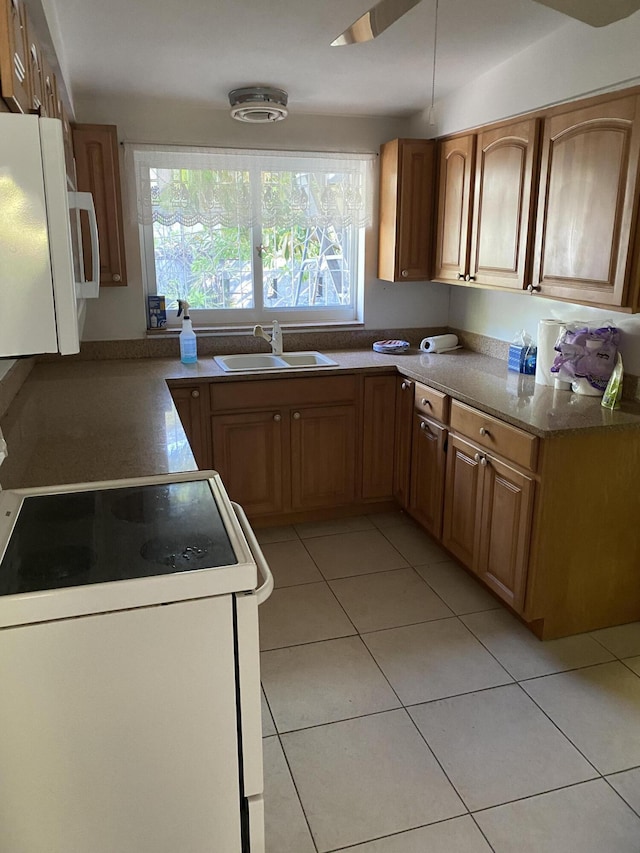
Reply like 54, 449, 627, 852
126, 144, 376, 232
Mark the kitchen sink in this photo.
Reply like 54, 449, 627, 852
214, 351, 338, 372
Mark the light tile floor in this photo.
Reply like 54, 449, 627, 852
257, 511, 640, 852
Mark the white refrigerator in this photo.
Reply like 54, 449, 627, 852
0, 113, 100, 357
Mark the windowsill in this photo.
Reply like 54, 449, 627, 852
146, 320, 365, 338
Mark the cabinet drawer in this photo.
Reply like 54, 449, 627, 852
210, 375, 358, 412
450, 400, 538, 471
414, 382, 449, 424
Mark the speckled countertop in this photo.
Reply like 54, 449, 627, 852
2, 348, 639, 489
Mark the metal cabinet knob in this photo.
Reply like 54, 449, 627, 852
421, 397, 431, 407
480, 456, 488, 467
527, 283, 541, 293
113, 273, 121, 282
466, 275, 476, 282
457, 273, 465, 280
420, 421, 428, 431
401, 269, 409, 277
292, 412, 301, 420
474, 452, 488, 467
190, 389, 200, 399
273, 414, 281, 422
479, 427, 490, 437
401, 381, 411, 391
474, 452, 481, 463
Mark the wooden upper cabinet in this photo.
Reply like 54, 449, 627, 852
433, 134, 475, 282
40, 52, 58, 119
469, 118, 539, 290
378, 138, 436, 282
0, 0, 30, 113
72, 123, 128, 286
532, 94, 640, 307
26, 24, 44, 114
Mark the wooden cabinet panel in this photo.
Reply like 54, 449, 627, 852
469, 118, 539, 290
532, 95, 640, 306
362, 375, 396, 500
40, 52, 58, 118
414, 381, 449, 424
170, 385, 208, 469
393, 376, 414, 508
72, 123, 127, 286
409, 415, 447, 538
434, 135, 475, 282
442, 434, 482, 568
0, 0, 30, 113
211, 375, 357, 412
450, 400, 538, 471
378, 138, 436, 282
26, 23, 44, 114
290, 405, 356, 511
212, 411, 286, 517
477, 454, 533, 612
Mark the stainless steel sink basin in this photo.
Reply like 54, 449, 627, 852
214, 351, 338, 372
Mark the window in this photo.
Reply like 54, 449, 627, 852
131, 146, 374, 327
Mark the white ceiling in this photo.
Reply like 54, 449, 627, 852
51, 0, 571, 117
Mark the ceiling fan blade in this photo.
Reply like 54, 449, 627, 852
531, 0, 640, 27
331, 0, 423, 46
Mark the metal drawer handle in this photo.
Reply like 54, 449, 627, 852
474, 452, 488, 467
479, 427, 490, 437
421, 397, 432, 407
231, 501, 274, 606
420, 421, 428, 431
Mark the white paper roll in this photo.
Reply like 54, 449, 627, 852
535, 319, 565, 387
420, 334, 459, 353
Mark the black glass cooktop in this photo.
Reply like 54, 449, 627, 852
0, 480, 238, 597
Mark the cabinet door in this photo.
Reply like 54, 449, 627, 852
0, 0, 30, 113
170, 386, 208, 469
469, 118, 539, 290
26, 23, 44, 114
393, 377, 414, 508
362, 375, 396, 499
442, 434, 482, 568
290, 404, 356, 511
72, 123, 127, 286
378, 138, 435, 282
532, 94, 640, 306
41, 53, 58, 119
212, 411, 286, 517
477, 454, 534, 612
433, 135, 475, 282
409, 415, 447, 538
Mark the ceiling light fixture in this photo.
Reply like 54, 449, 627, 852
228, 87, 289, 123
428, 0, 439, 126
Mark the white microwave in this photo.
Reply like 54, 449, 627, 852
0, 114, 100, 358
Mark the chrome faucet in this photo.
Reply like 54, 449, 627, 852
253, 320, 283, 356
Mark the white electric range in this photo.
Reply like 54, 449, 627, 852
0, 470, 273, 853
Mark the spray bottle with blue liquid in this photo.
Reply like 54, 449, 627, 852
177, 300, 197, 364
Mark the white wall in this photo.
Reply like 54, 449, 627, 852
77, 94, 450, 340
410, 12, 640, 373
410, 14, 640, 138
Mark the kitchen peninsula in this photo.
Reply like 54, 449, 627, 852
2, 347, 639, 641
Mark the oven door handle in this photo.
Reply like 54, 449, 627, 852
231, 501, 274, 605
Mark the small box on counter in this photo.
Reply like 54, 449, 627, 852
508, 344, 537, 375
147, 295, 167, 329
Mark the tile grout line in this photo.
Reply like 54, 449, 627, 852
275, 730, 321, 853
601, 773, 640, 822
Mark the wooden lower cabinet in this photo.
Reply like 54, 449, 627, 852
408, 414, 447, 538
291, 404, 356, 511
362, 375, 396, 500
212, 411, 286, 517
476, 453, 534, 612
442, 434, 482, 568
442, 433, 534, 613
169, 384, 208, 468
393, 377, 414, 508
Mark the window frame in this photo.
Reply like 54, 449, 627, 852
135, 147, 371, 329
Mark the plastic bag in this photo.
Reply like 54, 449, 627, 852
550, 323, 619, 392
